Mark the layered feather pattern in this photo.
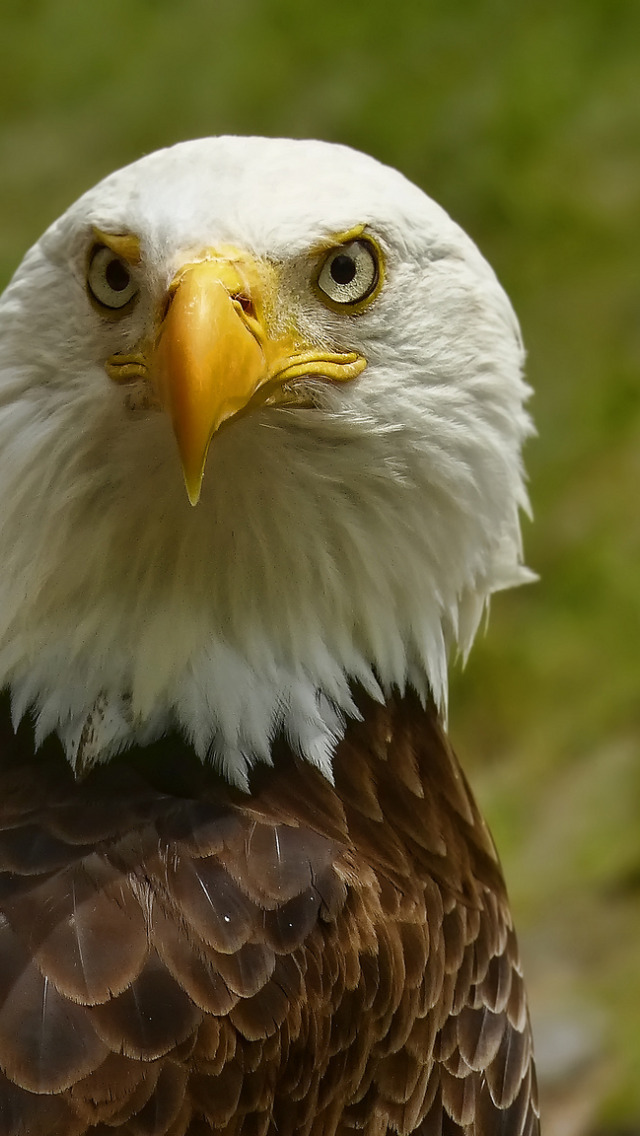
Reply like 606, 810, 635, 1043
0, 691, 538, 1135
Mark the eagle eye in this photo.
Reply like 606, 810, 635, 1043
316, 239, 379, 308
87, 245, 139, 311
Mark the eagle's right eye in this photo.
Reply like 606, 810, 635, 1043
87, 246, 138, 311
315, 237, 381, 311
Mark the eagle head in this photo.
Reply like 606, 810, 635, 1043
0, 137, 532, 786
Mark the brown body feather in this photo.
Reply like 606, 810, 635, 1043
0, 690, 539, 1135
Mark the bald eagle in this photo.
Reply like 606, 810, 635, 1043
0, 138, 538, 1136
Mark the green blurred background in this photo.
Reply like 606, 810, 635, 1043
1, 1, 638, 1131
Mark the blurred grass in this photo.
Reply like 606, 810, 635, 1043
0, 1, 638, 1129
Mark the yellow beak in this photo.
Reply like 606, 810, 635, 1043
153, 258, 265, 504
150, 253, 366, 505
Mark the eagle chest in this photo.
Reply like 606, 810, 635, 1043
0, 693, 537, 1136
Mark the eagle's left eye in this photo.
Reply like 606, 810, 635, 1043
87, 246, 138, 311
316, 240, 379, 307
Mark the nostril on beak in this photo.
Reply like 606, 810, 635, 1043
233, 294, 254, 317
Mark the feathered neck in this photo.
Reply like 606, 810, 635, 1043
0, 390, 530, 788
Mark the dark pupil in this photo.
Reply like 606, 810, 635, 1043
330, 254, 357, 286
105, 257, 130, 293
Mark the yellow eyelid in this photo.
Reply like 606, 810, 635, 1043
91, 228, 142, 265
311, 226, 385, 314
309, 223, 369, 258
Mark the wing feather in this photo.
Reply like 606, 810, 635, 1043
0, 691, 538, 1134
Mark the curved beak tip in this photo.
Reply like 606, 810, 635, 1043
183, 464, 205, 507
153, 258, 268, 507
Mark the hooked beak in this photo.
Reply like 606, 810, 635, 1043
143, 252, 366, 504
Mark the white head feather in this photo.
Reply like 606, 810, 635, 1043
0, 137, 533, 787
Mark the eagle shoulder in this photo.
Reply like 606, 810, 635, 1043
0, 692, 538, 1135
